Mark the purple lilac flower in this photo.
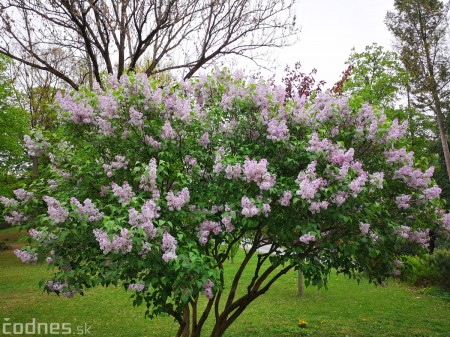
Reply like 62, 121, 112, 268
129, 107, 144, 129
221, 214, 235, 232
70, 197, 104, 221
198, 220, 222, 244
203, 279, 214, 299
144, 135, 162, 150
103, 155, 129, 177
279, 191, 293, 206
23, 132, 50, 157
243, 158, 276, 190
308, 201, 329, 213
241, 196, 259, 218
161, 232, 177, 262
0, 196, 18, 207
395, 195, 412, 209
161, 120, 176, 140
139, 159, 159, 196
359, 223, 370, 235
166, 187, 190, 211
299, 233, 315, 244
111, 181, 135, 203
198, 132, 210, 148
4, 211, 28, 225
267, 118, 289, 141
43, 196, 69, 223
224, 163, 242, 180
13, 189, 34, 202
420, 185, 442, 200
128, 282, 145, 292
14, 249, 38, 264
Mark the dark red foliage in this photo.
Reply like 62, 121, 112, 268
331, 65, 354, 96
282, 62, 326, 99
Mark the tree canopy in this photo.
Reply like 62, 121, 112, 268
0, 0, 297, 90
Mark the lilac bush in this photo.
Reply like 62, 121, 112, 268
1, 69, 449, 337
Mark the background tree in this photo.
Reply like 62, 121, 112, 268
0, 0, 297, 90
0, 56, 29, 209
386, 0, 450, 182
340, 43, 435, 161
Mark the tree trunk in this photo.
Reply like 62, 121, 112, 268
297, 268, 303, 297
432, 92, 450, 181
32, 156, 38, 177
176, 305, 190, 337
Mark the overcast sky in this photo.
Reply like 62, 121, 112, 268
270, 0, 396, 88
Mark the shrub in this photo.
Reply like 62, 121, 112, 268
429, 249, 450, 289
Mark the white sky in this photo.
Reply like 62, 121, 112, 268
270, 0, 396, 88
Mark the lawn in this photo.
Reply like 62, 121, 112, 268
0, 227, 449, 337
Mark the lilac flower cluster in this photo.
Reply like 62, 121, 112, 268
14, 249, 38, 263
0, 196, 17, 207
112, 181, 135, 203
144, 135, 162, 150
23, 132, 50, 157
279, 191, 293, 206
13, 189, 34, 202
243, 158, 276, 190
224, 163, 242, 180
166, 188, 190, 211
45, 281, 76, 298
308, 201, 329, 213
129, 107, 144, 129
43, 196, 69, 223
128, 203, 159, 239
442, 213, 450, 231
28, 229, 43, 241
203, 279, 214, 299
93, 228, 133, 254
299, 233, 315, 244
46, 280, 67, 292
70, 197, 104, 222
295, 161, 327, 201
198, 132, 210, 148
395, 194, 412, 209
386, 118, 408, 141
4, 211, 28, 225
103, 155, 129, 177
420, 185, 442, 200
396, 226, 430, 248
241, 196, 260, 217
161, 120, 177, 140
221, 215, 234, 232
198, 220, 222, 244
359, 223, 371, 235
139, 159, 160, 199
331, 191, 347, 206
184, 155, 198, 167
56, 92, 94, 124
128, 282, 145, 292
161, 232, 177, 262
266, 118, 289, 141
393, 165, 434, 189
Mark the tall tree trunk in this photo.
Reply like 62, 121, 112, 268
432, 92, 450, 181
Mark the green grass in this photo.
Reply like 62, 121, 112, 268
1, 227, 449, 337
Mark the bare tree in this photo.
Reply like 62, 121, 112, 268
0, 0, 297, 90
